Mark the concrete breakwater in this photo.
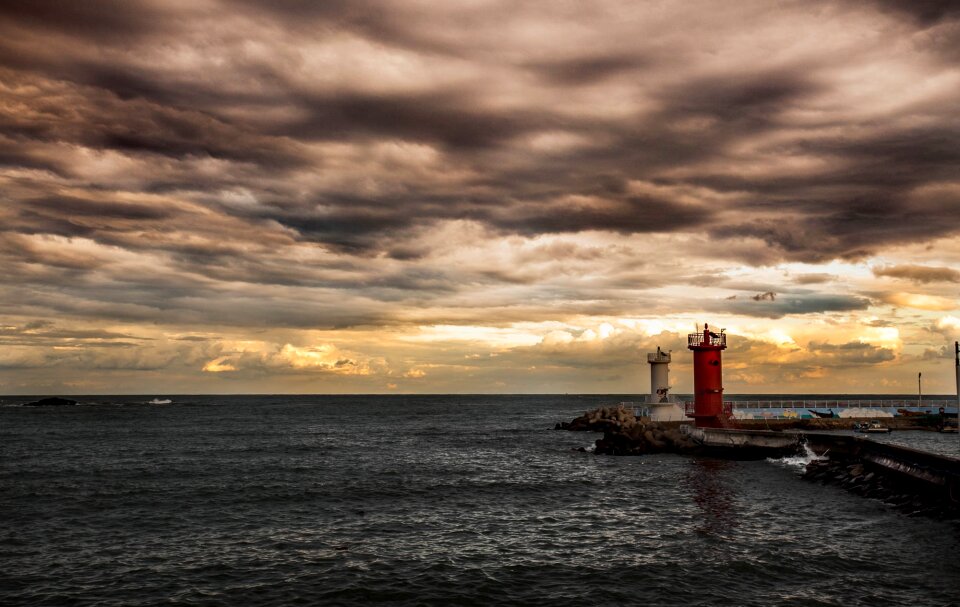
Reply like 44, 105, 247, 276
558, 406, 960, 517
803, 433, 960, 518
557, 404, 955, 438
556, 405, 802, 456
803, 459, 956, 517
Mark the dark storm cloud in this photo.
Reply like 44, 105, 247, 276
251, 204, 425, 254
28, 195, 175, 221
0, 142, 63, 174
869, 0, 960, 25
710, 187, 960, 262
0, 72, 306, 171
700, 131, 960, 259
227, 0, 524, 58
240, 188, 712, 255
4, 1, 957, 262
91, 106, 306, 169
2, 189, 194, 247
0, 1, 165, 41
229, 0, 421, 50
802, 127, 960, 190
659, 71, 820, 126
487, 196, 711, 236
526, 55, 647, 86
0, 0, 959, 337
712, 293, 871, 318
275, 91, 549, 150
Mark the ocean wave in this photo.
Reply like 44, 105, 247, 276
767, 441, 827, 473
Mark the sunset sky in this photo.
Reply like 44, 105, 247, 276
1, 1, 959, 395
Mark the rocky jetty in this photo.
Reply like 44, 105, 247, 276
555, 404, 637, 432
23, 397, 78, 407
557, 404, 699, 455
803, 458, 958, 518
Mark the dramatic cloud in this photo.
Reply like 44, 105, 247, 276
873, 264, 960, 284
807, 341, 897, 366
712, 292, 871, 319
791, 273, 836, 285
0, 0, 958, 393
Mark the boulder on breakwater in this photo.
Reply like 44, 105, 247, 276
557, 404, 699, 455
23, 397, 78, 407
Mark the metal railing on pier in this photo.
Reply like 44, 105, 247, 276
727, 399, 956, 409
681, 399, 958, 420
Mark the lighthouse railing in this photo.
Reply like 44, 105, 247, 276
688, 332, 726, 347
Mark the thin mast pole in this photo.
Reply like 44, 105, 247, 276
918, 371, 922, 407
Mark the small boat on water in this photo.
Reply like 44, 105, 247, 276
853, 420, 891, 434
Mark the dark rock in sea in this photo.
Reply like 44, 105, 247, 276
559, 404, 638, 433
23, 397, 78, 407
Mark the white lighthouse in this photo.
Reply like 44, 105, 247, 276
635, 346, 685, 421
648, 346, 671, 402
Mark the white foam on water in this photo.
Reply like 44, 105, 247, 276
768, 441, 827, 472
149, 398, 172, 405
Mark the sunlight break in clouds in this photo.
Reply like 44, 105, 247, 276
0, 0, 959, 394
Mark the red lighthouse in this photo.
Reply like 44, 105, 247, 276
688, 323, 728, 428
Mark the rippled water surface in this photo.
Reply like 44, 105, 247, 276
2, 395, 959, 606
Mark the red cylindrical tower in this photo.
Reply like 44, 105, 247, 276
688, 323, 727, 428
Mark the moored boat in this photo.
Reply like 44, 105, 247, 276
854, 420, 891, 433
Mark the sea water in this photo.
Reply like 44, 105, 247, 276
2, 395, 959, 606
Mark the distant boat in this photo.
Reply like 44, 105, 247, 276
149, 398, 172, 405
853, 420, 891, 433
